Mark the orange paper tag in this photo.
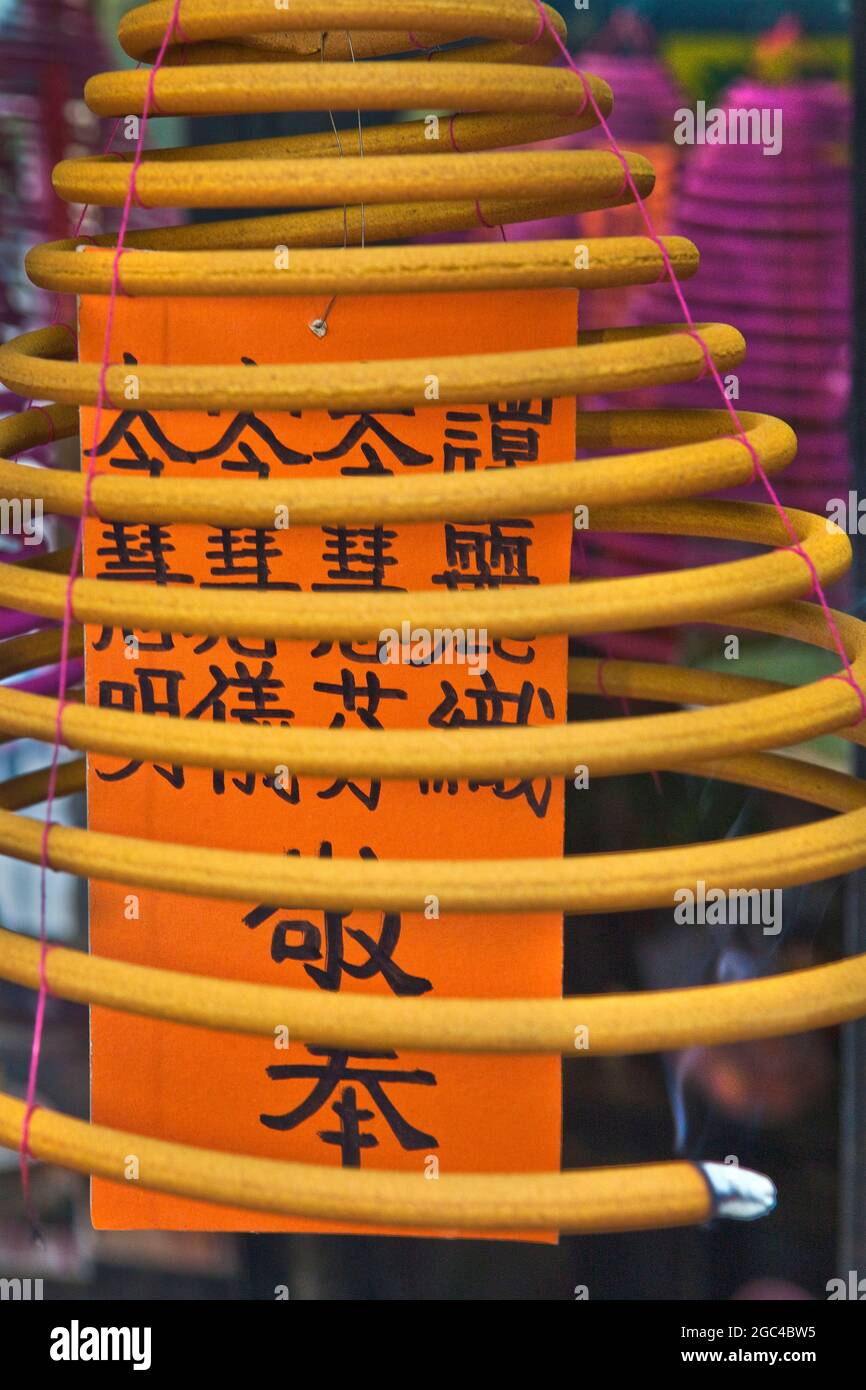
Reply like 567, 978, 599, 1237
80, 286, 577, 1239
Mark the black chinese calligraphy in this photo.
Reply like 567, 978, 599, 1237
244, 843, 430, 996
262, 1048, 438, 1168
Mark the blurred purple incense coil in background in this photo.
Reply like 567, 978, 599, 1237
634, 77, 852, 520
582, 74, 854, 662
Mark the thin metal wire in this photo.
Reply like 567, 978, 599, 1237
310, 31, 348, 336
310, 29, 367, 337
346, 29, 367, 251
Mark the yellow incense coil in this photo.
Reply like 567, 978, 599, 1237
0, 0, 863, 1234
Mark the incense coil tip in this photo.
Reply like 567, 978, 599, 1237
699, 1162, 778, 1223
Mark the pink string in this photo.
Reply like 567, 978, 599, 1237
449, 116, 506, 238
520, 9, 547, 46
28, 405, 56, 444
406, 30, 440, 60
19, 0, 185, 1232
596, 657, 630, 717
527, 0, 866, 726
474, 199, 507, 239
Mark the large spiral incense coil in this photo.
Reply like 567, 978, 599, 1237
0, 0, 865, 1237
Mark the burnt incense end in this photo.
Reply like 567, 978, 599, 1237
699, 1162, 777, 1222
